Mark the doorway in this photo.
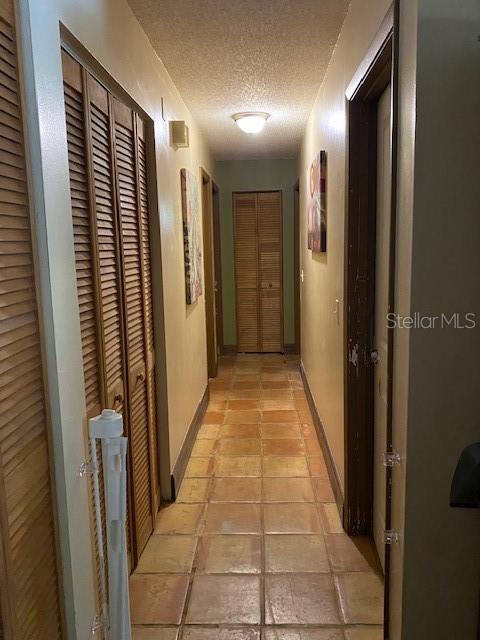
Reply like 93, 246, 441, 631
201, 169, 218, 378
233, 191, 283, 353
344, 5, 396, 636
293, 180, 301, 354
211, 182, 224, 355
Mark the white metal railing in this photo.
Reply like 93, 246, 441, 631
89, 409, 132, 639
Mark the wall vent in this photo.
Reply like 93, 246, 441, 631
170, 120, 189, 149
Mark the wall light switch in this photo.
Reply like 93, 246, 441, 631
334, 298, 340, 325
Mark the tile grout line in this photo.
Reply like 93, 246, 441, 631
295, 366, 347, 626
259, 424, 266, 632
141, 356, 381, 636
176, 476, 210, 638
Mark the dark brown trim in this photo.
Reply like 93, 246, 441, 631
212, 182, 224, 355
344, 13, 393, 537
222, 344, 238, 356
344, 8, 397, 639
293, 180, 301, 355
201, 168, 218, 378
300, 364, 344, 513
171, 385, 210, 498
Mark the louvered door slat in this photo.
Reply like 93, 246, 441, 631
113, 99, 153, 557
135, 115, 159, 512
87, 77, 126, 414
234, 192, 259, 352
258, 191, 282, 352
0, 4, 63, 637
62, 50, 108, 630
63, 65, 101, 414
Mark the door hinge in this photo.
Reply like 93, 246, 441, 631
383, 450, 401, 467
78, 460, 93, 478
91, 614, 108, 635
370, 349, 380, 364
383, 529, 400, 545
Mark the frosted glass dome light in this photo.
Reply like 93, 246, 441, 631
233, 112, 270, 134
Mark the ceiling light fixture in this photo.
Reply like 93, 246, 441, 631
232, 112, 270, 134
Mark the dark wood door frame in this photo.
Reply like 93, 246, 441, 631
212, 182, 224, 355
293, 180, 301, 354
343, 3, 398, 637
201, 168, 218, 377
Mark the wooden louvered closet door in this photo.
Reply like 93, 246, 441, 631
234, 191, 283, 353
112, 99, 154, 555
62, 51, 124, 619
135, 117, 159, 512
0, 1, 63, 637
234, 193, 259, 352
87, 76, 126, 416
62, 50, 159, 577
258, 191, 283, 352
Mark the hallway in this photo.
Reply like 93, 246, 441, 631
129, 355, 383, 639
0, 0, 477, 636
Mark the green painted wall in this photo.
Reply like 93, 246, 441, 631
214, 159, 298, 348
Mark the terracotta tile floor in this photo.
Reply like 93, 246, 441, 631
131, 354, 383, 639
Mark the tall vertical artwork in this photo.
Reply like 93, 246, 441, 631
307, 150, 327, 252
181, 168, 203, 303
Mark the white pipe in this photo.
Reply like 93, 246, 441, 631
102, 436, 131, 639
89, 409, 131, 640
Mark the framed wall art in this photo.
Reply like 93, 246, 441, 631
181, 168, 203, 303
307, 150, 327, 253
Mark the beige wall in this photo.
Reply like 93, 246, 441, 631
20, 0, 213, 635
299, 0, 391, 489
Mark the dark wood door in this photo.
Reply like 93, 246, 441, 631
202, 170, 218, 377
212, 183, 223, 354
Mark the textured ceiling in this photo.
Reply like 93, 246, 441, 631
128, 0, 349, 159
